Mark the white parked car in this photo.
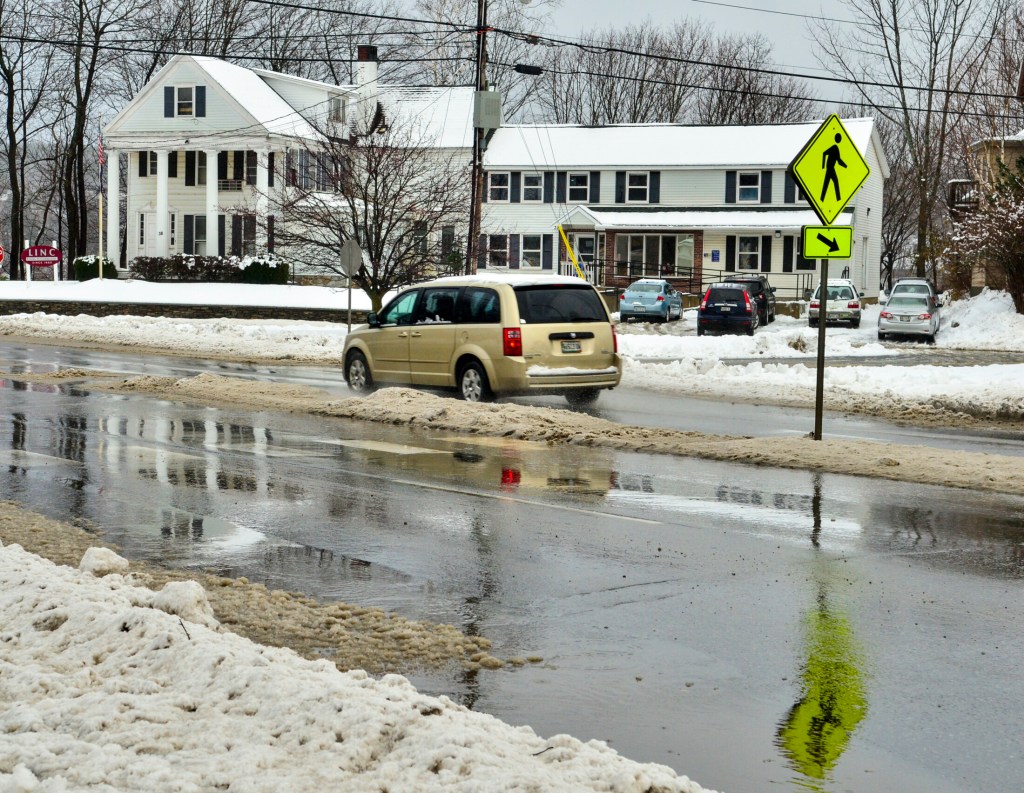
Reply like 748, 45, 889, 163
808, 278, 864, 328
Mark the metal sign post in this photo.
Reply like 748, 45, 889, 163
789, 115, 871, 441
340, 239, 362, 333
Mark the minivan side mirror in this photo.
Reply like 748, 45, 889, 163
366, 311, 380, 327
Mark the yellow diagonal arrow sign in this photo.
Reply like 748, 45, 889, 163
802, 225, 853, 259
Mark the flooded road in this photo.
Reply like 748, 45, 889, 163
1, 368, 1022, 793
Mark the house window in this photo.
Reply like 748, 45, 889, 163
626, 172, 649, 203
488, 234, 509, 267
614, 233, 693, 276
738, 236, 760, 270
522, 173, 542, 202
521, 235, 542, 267
138, 213, 145, 247
196, 151, 207, 186
568, 172, 589, 202
413, 222, 428, 255
149, 151, 157, 174
176, 86, 194, 117
488, 172, 510, 202
738, 172, 760, 202
193, 216, 207, 255
329, 96, 345, 123
243, 215, 256, 256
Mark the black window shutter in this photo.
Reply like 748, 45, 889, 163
725, 171, 737, 203
195, 86, 206, 117
510, 172, 521, 203
218, 152, 228, 180
477, 234, 487, 270
725, 235, 736, 272
268, 153, 275, 187
556, 172, 567, 204
542, 234, 553, 269
233, 151, 244, 181
543, 172, 554, 203
783, 236, 794, 272
509, 235, 521, 269
168, 152, 178, 178
217, 215, 226, 257
761, 235, 772, 272
164, 87, 174, 117
760, 171, 772, 204
797, 236, 810, 269
184, 215, 195, 254
481, 172, 487, 203
614, 171, 626, 203
784, 171, 795, 204
589, 171, 601, 203
231, 215, 242, 256
268, 215, 275, 253
185, 151, 196, 186
139, 151, 148, 177
649, 171, 661, 204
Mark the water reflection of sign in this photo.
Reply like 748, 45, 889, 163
776, 585, 867, 784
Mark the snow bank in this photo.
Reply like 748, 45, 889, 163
0, 541, 711, 793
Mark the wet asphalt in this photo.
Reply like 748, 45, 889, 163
1, 352, 1022, 793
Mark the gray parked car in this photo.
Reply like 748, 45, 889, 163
878, 294, 940, 342
889, 278, 941, 309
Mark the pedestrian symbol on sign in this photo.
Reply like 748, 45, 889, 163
820, 134, 847, 202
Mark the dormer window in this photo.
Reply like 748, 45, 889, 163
329, 96, 345, 123
738, 171, 761, 202
164, 85, 206, 118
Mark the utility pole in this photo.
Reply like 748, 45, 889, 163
466, 0, 488, 275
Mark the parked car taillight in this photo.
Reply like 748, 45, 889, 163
848, 302, 860, 309
656, 295, 664, 301
700, 289, 711, 311
503, 327, 522, 356
611, 323, 618, 353
620, 293, 626, 301
810, 301, 819, 309
880, 311, 893, 319
917, 313, 932, 320
743, 290, 753, 313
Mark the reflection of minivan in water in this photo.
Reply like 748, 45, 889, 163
342, 274, 622, 404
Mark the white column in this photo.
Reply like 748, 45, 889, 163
155, 150, 169, 257
206, 148, 219, 257
256, 149, 269, 253
106, 149, 119, 269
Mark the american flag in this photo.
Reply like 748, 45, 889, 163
98, 132, 105, 167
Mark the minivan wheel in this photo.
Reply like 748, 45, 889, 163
458, 360, 493, 403
565, 388, 600, 407
345, 350, 373, 393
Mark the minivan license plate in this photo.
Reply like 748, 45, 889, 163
561, 340, 582, 353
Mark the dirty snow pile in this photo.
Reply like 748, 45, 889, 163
0, 540, 711, 793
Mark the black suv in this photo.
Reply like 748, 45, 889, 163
724, 275, 777, 324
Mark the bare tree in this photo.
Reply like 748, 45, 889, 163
877, 117, 919, 291
815, 0, 1010, 278
267, 119, 471, 311
693, 33, 818, 125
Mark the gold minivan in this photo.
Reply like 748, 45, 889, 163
342, 274, 622, 404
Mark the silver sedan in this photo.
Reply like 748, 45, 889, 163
877, 294, 940, 342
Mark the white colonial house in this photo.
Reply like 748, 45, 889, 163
102, 47, 473, 271
479, 119, 888, 298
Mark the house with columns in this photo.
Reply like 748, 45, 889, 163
102, 48, 474, 272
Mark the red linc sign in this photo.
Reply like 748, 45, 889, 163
21, 246, 62, 267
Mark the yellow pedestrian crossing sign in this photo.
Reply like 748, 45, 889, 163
802, 225, 853, 259
789, 115, 870, 226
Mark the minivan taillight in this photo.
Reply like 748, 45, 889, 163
503, 327, 522, 356
611, 323, 618, 352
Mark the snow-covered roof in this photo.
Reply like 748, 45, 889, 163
191, 57, 319, 139
486, 119, 881, 171
561, 207, 852, 231
335, 84, 475, 149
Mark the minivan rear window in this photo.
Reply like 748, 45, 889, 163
514, 284, 608, 323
